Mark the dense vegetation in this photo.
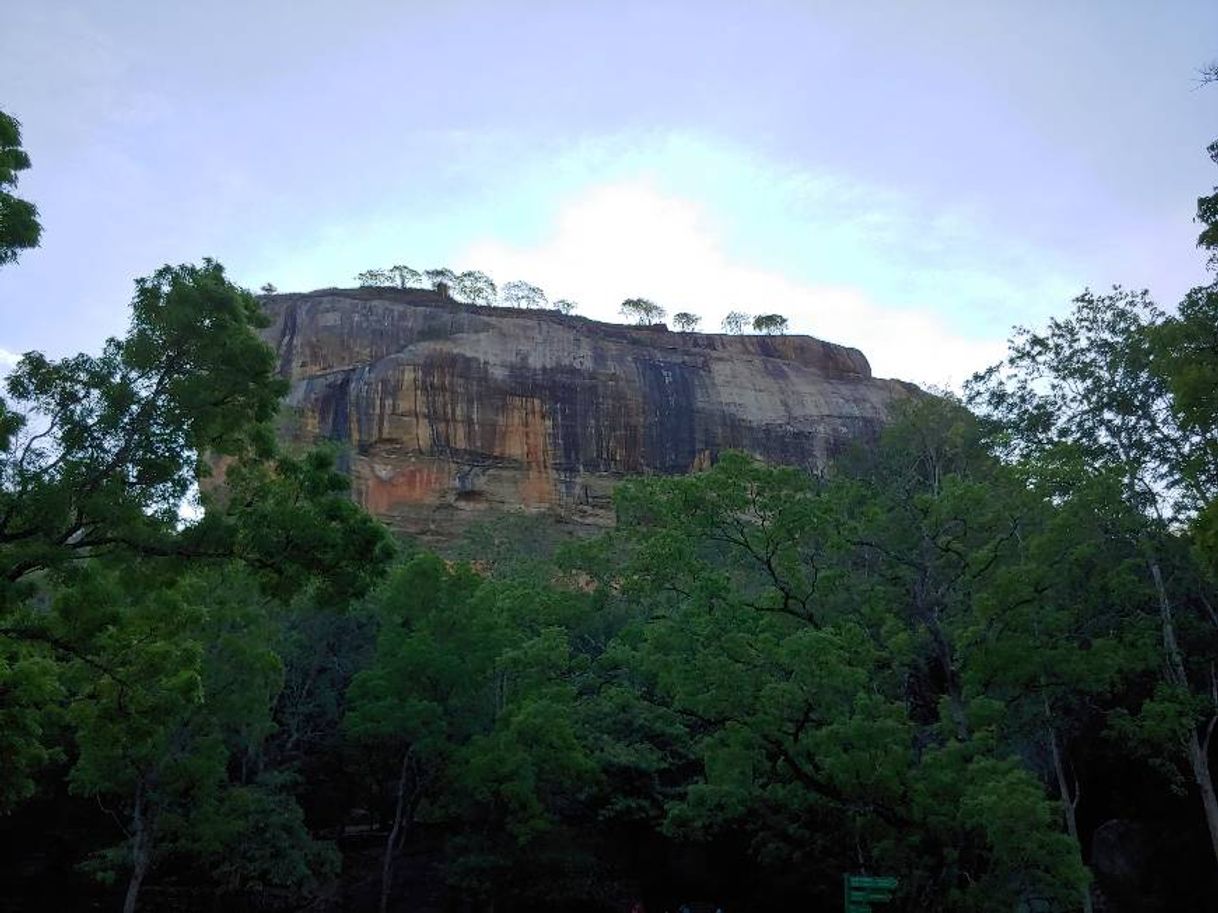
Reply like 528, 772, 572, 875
1, 119, 1217, 912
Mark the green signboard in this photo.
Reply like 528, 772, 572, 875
843, 874, 898, 912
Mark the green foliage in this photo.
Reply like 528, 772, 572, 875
964, 287, 1215, 518
966, 275, 1218, 871
58, 564, 349, 905
346, 554, 600, 903
210, 447, 395, 602
0, 259, 285, 595
752, 313, 789, 335
196, 777, 340, 900
0, 110, 41, 266
619, 297, 666, 326
0, 641, 62, 811
5, 131, 1218, 911
388, 264, 423, 289
721, 309, 750, 333
0, 257, 393, 909
673, 311, 701, 332
425, 267, 458, 291
455, 270, 497, 305
1196, 139, 1218, 265
501, 279, 548, 310
356, 269, 394, 287
1147, 281, 1218, 566
564, 415, 1093, 909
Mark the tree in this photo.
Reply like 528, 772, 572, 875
259, 283, 277, 295
389, 264, 423, 289
346, 556, 484, 913
210, 447, 396, 603
454, 270, 497, 305
356, 269, 393, 287
1199, 142, 1218, 267
958, 471, 1139, 913
0, 256, 281, 814
1149, 120, 1218, 565
1148, 285, 1218, 492
552, 299, 578, 315
966, 288, 1218, 866
0, 639, 59, 812
721, 310, 750, 334
1148, 283, 1218, 570
0, 260, 394, 828
672, 312, 701, 332
347, 554, 596, 913
0, 110, 41, 267
752, 313, 789, 335
64, 566, 338, 913
619, 298, 665, 326
64, 567, 222, 913
577, 423, 1088, 909
0, 259, 284, 594
425, 268, 458, 292
501, 280, 547, 310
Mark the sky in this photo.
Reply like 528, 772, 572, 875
0, 1, 1215, 386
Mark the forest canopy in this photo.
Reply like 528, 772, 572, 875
0, 116, 1217, 913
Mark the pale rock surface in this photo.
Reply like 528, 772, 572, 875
263, 288, 918, 543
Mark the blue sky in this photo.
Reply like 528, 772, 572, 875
1, 1, 1215, 385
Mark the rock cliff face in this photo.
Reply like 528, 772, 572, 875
264, 288, 916, 543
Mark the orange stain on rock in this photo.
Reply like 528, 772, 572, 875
358, 461, 450, 514
496, 395, 557, 507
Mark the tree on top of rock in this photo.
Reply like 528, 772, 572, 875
673, 312, 701, 332
389, 265, 423, 289
620, 298, 666, 326
424, 268, 457, 293
501, 280, 548, 310
455, 270, 497, 305
356, 269, 393, 287
752, 314, 790, 335
721, 310, 750, 334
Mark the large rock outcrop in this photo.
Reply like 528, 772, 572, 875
264, 288, 917, 543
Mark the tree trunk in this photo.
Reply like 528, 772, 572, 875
122, 781, 152, 913
380, 749, 412, 913
1185, 726, 1218, 866
1147, 555, 1218, 866
1045, 710, 1092, 913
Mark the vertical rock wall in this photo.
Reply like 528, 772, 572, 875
264, 288, 917, 542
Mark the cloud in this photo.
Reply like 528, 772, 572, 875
460, 181, 1006, 387
0, 348, 20, 371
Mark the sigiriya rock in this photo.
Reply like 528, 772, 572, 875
262, 286, 918, 543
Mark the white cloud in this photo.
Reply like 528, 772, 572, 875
0, 348, 20, 371
460, 181, 1006, 387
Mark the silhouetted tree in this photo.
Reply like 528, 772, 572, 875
455, 270, 497, 305
673, 312, 701, 332
0, 111, 41, 267
753, 313, 789, 335
721, 310, 750, 334
389, 265, 423, 289
424, 268, 457, 291
356, 269, 393, 287
620, 298, 666, 325
502, 280, 547, 310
